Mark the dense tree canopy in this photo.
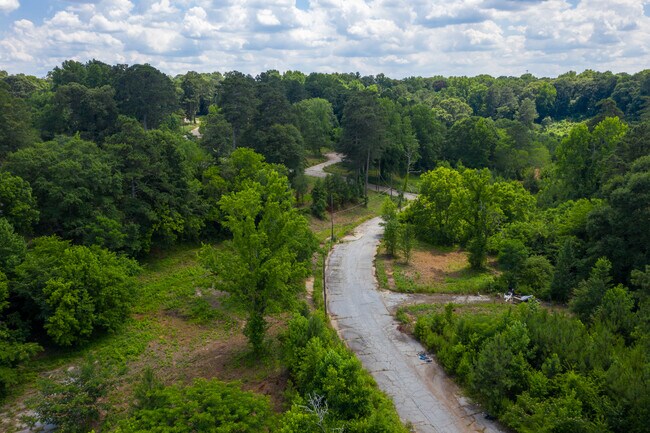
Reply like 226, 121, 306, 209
114, 64, 178, 130
0, 60, 648, 433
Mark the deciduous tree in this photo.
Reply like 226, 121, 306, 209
200, 157, 316, 352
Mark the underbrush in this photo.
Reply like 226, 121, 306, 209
413, 302, 649, 433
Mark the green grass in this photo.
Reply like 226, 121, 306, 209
309, 191, 385, 242
377, 238, 498, 295
322, 161, 352, 177
367, 171, 422, 194
397, 301, 512, 325
305, 153, 328, 167
25, 244, 213, 372
439, 268, 496, 294
180, 116, 204, 134
375, 254, 390, 291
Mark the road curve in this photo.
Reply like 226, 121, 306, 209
325, 218, 505, 433
305, 152, 418, 201
305, 152, 343, 178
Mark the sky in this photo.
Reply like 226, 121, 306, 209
0, 0, 649, 78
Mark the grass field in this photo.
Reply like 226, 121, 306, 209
395, 301, 513, 335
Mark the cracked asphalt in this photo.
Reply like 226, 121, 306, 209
325, 217, 505, 433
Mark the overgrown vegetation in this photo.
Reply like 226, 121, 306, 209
414, 300, 649, 433
1, 61, 649, 432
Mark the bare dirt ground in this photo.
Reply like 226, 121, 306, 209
383, 247, 469, 288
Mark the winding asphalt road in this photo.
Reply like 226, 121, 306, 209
305, 153, 504, 432
325, 219, 505, 433
305, 152, 418, 200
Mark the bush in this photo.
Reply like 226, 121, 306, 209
118, 378, 274, 432
520, 255, 553, 298
0, 271, 42, 399
282, 313, 408, 432
13, 236, 139, 346
30, 361, 109, 433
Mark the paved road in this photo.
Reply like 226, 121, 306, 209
305, 152, 343, 178
325, 218, 505, 433
190, 126, 202, 138
305, 152, 418, 201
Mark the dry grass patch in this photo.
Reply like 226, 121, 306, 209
378, 242, 498, 294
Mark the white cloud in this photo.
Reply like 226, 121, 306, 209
0, 0, 648, 78
0, 0, 19, 14
256, 9, 280, 26
150, 0, 179, 15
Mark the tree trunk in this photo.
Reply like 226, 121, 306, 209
365, 147, 370, 197
399, 153, 411, 208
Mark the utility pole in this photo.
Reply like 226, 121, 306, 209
330, 192, 334, 242
322, 248, 327, 315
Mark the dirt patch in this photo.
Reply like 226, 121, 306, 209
113, 313, 290, 414
406, 247, 467, 284
384, 246, 468, 290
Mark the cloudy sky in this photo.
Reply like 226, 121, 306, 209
0, 0, 649, 78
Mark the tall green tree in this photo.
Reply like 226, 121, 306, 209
463, 168, 496, 269
381, 198, 399, 257
254, 124, 305, 178
105, 118, 206, 253
339, 91, 389, 195
586, 155, 650, 282
49, 83, 118, 141
5, 136, 123, 247
218, 71, 258, 148
517, 97, 538, 128
199, 105, 234, 157
406, 166, 467, 244
114, 64, 178, 130
0, 270, 42, 399
49, 60, 87, 88
555, 118, 627, 199
446, 116, 499, 168
408, 104, 446, 170
0, 218, 26, 275
550, 238, 579, 302
0, 83, 37, 157
180, 71, 206, 123
0, 171, 39, 234
570, 257, 613, 323
293, 98, 336, 155
200, 155, 316, 352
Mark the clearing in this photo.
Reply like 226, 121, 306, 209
376, 241, 499, 294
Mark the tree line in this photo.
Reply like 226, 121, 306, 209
1, 60, 649, 431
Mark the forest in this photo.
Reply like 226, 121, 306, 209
0, 60, 649, 432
